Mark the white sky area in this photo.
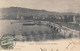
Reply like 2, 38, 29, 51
0, 0, 80, 13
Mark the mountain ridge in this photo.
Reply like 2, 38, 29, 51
0, 7, 79, 17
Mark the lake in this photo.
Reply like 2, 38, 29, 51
0, 20, 52, 36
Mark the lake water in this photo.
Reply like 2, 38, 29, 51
0, 20, 52, 36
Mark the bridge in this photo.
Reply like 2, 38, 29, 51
40, 21, 61, 33
41, 21, 80, 38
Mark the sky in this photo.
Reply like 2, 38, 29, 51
0, 0, 80, 13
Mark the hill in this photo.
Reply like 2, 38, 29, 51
0, 7, 79, 21
0, 7, 77, 17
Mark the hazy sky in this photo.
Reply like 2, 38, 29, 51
0, 0, 80, 13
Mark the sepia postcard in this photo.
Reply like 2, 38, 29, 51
0, 0, 80, 51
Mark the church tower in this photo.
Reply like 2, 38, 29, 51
73, 16, 76, 23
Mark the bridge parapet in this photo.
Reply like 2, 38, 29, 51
60, 26, 80, 38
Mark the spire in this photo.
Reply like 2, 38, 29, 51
73, 16, 76, 23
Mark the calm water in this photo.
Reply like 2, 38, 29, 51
0, 20, 52, 36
